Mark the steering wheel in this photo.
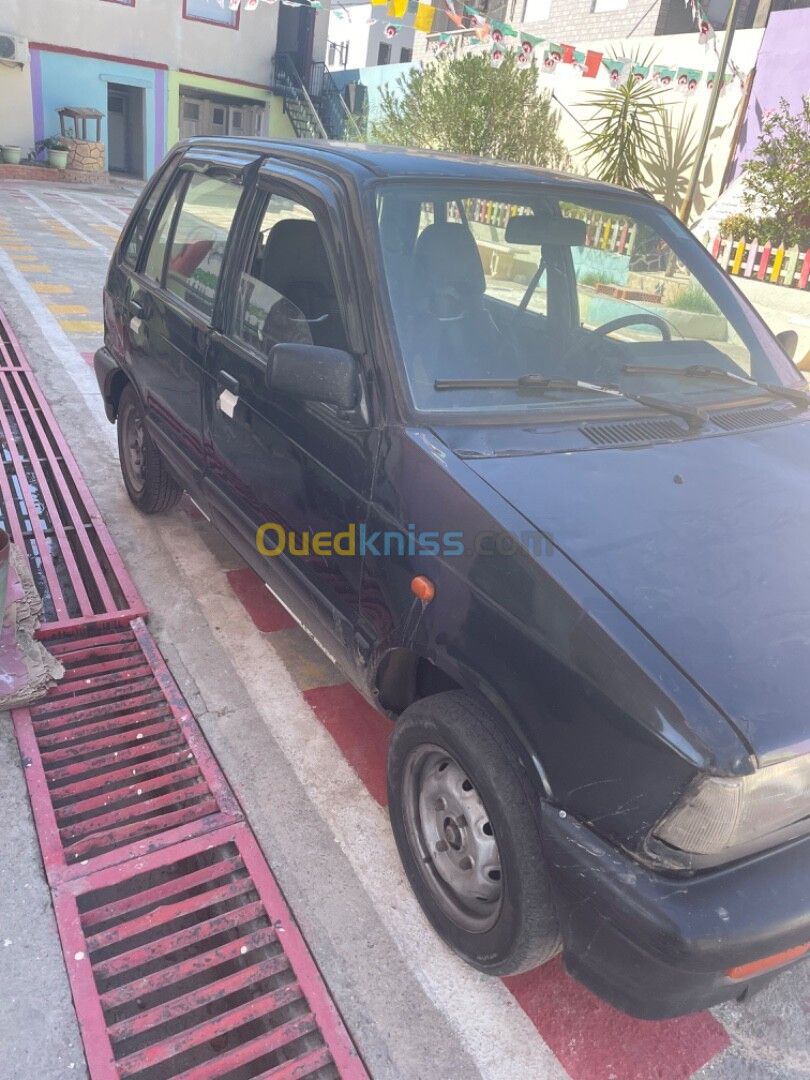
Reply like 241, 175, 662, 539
592, 314, 672, 340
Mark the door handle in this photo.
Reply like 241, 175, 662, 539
218, 370, 240, 396
129, 299, 144, 317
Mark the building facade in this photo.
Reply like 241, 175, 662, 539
0, 0, 332, 179
327, 0, 417, 71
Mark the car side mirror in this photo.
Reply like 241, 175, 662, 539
266, 342, 359, 410
777, 330, 798, 360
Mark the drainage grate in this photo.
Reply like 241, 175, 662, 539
54, 825, 368, 1080
12, 618, 242, 885
0, 303, 144, 629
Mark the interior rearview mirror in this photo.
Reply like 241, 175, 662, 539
504, 215, 587, 247
267, 343, 359, 410
776, 329, 799, 361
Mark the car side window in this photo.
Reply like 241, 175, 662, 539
232, 191, 349, 356
143, 176, 186, 284
122, 161, 175, 268
164, 172, 243, 319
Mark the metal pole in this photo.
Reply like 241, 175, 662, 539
678, 0, 742, 225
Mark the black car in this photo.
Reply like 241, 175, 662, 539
96, 138, 810, 1020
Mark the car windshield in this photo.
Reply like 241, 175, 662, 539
375, 182, 801, 418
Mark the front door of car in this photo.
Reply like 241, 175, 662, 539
203, 178, 379, 666
127, 161, 246, 489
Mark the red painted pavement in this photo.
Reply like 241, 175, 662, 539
226, 566, 296, 633
80, 351, 94, 367
303, 683, 391, 807
505, 961, 730, 1080
225, 574, 731, 1079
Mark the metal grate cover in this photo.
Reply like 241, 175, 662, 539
54, 825, 368, 1080
0, 304, 144, 628
580, 417, 690, 446
709, 404, 794, 431
13, 618, 242, 884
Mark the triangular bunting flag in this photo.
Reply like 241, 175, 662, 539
631, 63, 650, 83
653, 64, 676, 86
541, 49, 557, 74
602, 57, 631, 86
384, 21, 400, 36
675, 67, 701, 93
388, 0, 407, 18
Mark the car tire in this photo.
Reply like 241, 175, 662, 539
117, 383, 182, 514
387, 690, 561, 976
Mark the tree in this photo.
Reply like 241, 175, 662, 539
369, 51, 570, 170
742, 96, 810, 245
578, 76, 665, 189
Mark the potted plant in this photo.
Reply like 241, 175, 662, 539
1, 145, 22, 165
36, 137, 69, 169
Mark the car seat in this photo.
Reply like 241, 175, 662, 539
404, 223, 518, 403
261, 219, 348, 351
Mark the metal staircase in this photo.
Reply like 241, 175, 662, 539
273, 54, 327, 140
310, 62, 364, 141
274, 54, 363, 142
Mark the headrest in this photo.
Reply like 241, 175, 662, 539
413, 224, 486, 316
262, 218, 333, 289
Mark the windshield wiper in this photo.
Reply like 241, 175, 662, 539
434, 375, 707, 430
622, 364, 810, 409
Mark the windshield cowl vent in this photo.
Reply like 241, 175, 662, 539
709, 404, 795, 432
580, 418, 690, 446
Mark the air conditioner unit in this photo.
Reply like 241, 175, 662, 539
0, 33, 29, 65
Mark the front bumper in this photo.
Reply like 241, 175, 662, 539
541, 803, 810, 1018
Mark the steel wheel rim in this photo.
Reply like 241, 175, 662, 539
122, 403, 146, 494
402, 743, 503, 934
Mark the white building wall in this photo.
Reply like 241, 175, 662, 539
2, 0, 283, 87
328, 2, 415, 70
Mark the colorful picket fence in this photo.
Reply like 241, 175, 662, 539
703, 233, 810, 290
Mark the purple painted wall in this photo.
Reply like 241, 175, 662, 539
731, 9, 810, 180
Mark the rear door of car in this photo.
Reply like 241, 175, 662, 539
202, 163, 381, 667
125, 150, 259, 491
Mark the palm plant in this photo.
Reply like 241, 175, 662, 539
578, 50, 666, 189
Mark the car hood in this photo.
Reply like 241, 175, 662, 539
447, 420, 810, 765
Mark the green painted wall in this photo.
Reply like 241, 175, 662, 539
166, 70, 294, 149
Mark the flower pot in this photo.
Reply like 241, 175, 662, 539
47, 148, 69, 169
1, 146, 22, 165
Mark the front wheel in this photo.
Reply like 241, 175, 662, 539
387, 691, 561, 976
117, 383, 182, 514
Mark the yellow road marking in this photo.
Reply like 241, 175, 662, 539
21, 265, 51, 273
1, 244, 33, 251
10, 253, 38, 262
60, 321, 104, 334
32, 283, 72, 294
49, 304, 89, 315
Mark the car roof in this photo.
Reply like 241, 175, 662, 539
177, 136, 647, 200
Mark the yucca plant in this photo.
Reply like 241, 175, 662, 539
578, 49, 666, 189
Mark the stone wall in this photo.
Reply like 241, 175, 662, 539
64, 138, 105, 172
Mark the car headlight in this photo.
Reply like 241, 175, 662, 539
654, 754, 810, 858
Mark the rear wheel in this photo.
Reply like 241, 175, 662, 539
387, 690, 561, 976
117, 384, 182, 514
